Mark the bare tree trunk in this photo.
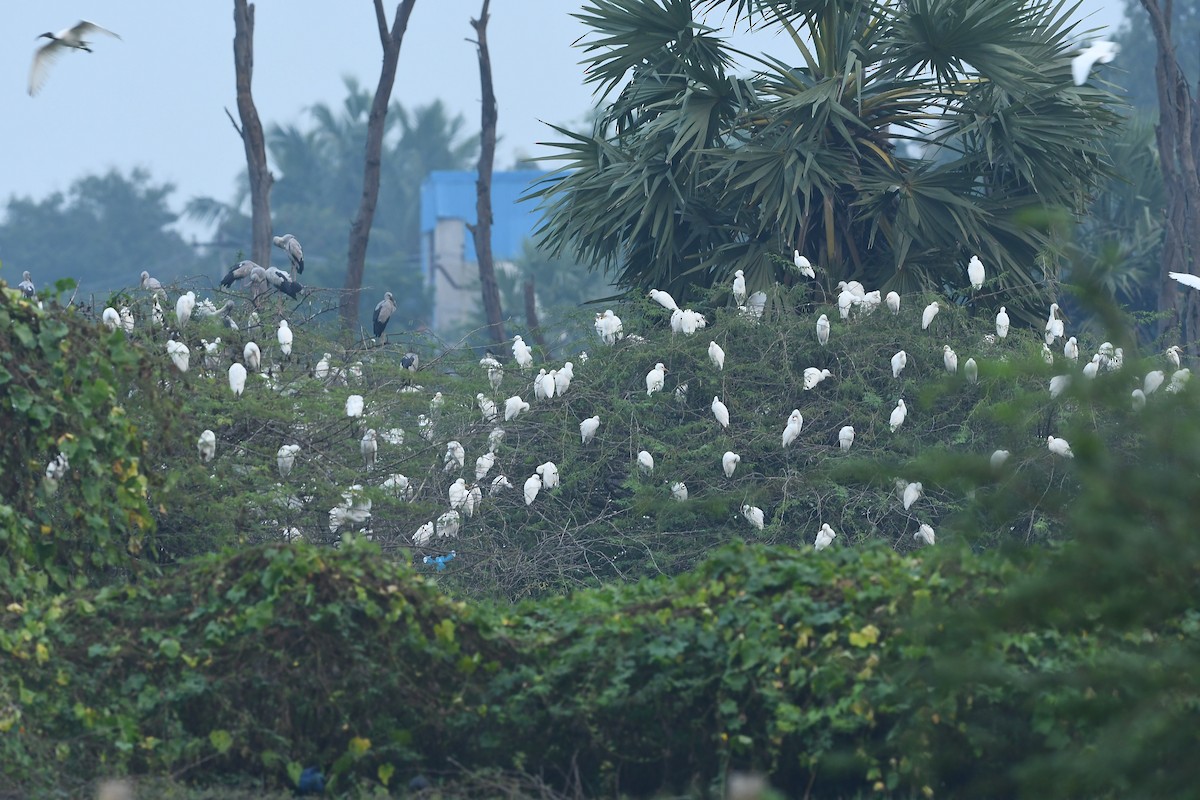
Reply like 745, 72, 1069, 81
1141, 0, 1200, 351
523, 278, 549, 356
469, 0, 506, 345
340, 0, 419, 330
232, 0, 273, 268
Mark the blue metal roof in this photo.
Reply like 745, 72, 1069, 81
419, 169, 546, 273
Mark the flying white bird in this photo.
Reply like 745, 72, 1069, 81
504, 395, 530, 421
708, 341, 725, 370
448, 478, 469, 510
1131, 388, 1147, 411
967, 255, 985, 291
1168, 271, 1200, 291
646, 362, 668, 395
741, 504, 764, 530
891, 351, 908, 379
228, 363, 247, 396
670, 481, 688, 502
793, 251, 816, 279
649, 288, 679, 311
101, 307, 120, 331
722, 451, 740, 478
942, 345, 958, 374
512, 335, 534, 370
1144, 370, 1165, 396
815, 314, 830, 346
890, 399, 907, 432
886, 291, 900, 315
273, 233, 305, 274
1049, 374, 1072, 399
638, 450, 655, 474
839, 425, 855, 451
361, 429, 378, 469
167, 340, 190, 373
197, 430, 216, 463
814, 523, 837, 551
277, 445, 300, 478
1047, 435, 1074, 458
444, 441, 466, 472
915, 523, 936, 546
921, 301, 940, 330
1071, 40, 1119, 86
175, 292, 196, 329
964, 357, 978, 384
711, 396, 730, 428
995, 306, 1010, 339
277, 320, 293, 356
782, 409, 804, 448
731, 270, 747, 305
803, 367, 833, 390
902, 481, 923, 511
28, 21, 121, 96
345, 394, 364, 417
580, 415, 601, 444
523, 473, 542, 506
1063, 337, 1079, 362
990, 449, 1010, 471
1167, 367, 1191, 393
475, 451, 496, 481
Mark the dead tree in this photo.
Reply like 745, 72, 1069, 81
340, 0, 419, 330
1141, 0, 1200, 350
232, 0, 273, 268
468, 0, 506, 345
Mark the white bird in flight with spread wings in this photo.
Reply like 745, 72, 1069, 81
29, 21, 121, 96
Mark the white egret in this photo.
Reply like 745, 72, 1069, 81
839, 425, 855, 451
444, 441, 466, 472
1167, 368, 1191, 393
475, 452, 496, 481
814, 523, 837, 551
412, 521, 435, 547
555, 362, 574, 395
1049, 374, 1072, 399
243, 342, 261, 372
477, 393, 498, 422
487, 427, 505, 452
1168, 271, 1200, 291
202, 338, 222, 371
891, 350, 907, 379
921, 301, 940, 330
838, 280, 866, 298
731, 270, 747, 305
534, 369, 556, 400
782, 409, 804, 448
837, 290, 858, 320
580, 415, 601, 444
646, 362, 668, 395
595, 310, 623, 344
101, 307, 120, 331
745, 291, 767, 320
504, 395, 530, 421
197, 430, 216, 463
889, 399, 907, 432
536, 461, 560, 489
1047, 435, 1074, 458
964, 357, 978, 384
711, 396, 730, 428
418, 415, 434, 441
448, 478, 469, 510
793, 251, 816, 279
372, 291, 396, 339
464, 485, 482, 518
28, 21, 120, 96
638, 450, 655, 474
708, 341, 725, 370
175, 292, 196, 329
428, 392, 445, 414
1045, 303, 1064, 344
1079, 355, 1099, 380
345, 394, 364, 417
995, 306, 1010, 339
942, 345, 958, 374
18, 271, 36, 298
649, 288, 679, 311
1131, 388, 1147, 411
670, 481, 688, 502
816, 314, 830, 346
228, 363, 247, 397
1071, 40, 1119, 85
722, 451, 740, 478
167, 340, 190, 373
1166, 345, 1183, 369
314, 353, 332, 382
483, 358, 504, 392
277, 444, 300, 478
119, 306, 134, 333
523, 473, 542, 505
382, 473, 413, 500
915, 523, 936, 547
967, 255, 985, 291
680, 309, 707, 335
361, 429, 378, 469
491, 475, 513, 493
273, 233, 305, 274
859, 290, 882, 316
902, 481, 923, 511
1063, 337, 1079, 362
990, 449, 1010, 471
741, 505, 764, 530
436, 510, 461, 539
1043, 344, 1056, 366
277, 320, 293, 356
803, 367, 833, 390
1144, 370, 1165, 395
886, 291, 900, 315
380, 428, 404, 446
512, 335, 534, 370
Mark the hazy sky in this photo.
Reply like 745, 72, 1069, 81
4, 0, 1126, 236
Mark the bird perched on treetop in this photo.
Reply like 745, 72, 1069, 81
373, 291, 396, 339
262, 266, 304, 299
28, 21, 120, 97
18, 271, 36, 298
219, 260, 257, 288
273, 233, 305, 274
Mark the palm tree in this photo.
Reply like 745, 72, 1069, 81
530, 0, 1120, 318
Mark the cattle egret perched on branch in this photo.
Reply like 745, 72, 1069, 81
491, 475, 512, 493
412, 521, 435, 547
990, 449, 1010, 471
101, 307, 120, 331
167, 340, 190, 373
372, 292, 396, 338
741, 504, 764, 530
29, 21, 121, 96
533, 369, 555, 400
1131, 388, 1147, 411
649, 288, 679, 311
1072, 40, 1119, 85
722, 451, 740, 478
837, 289, 858, 320
1050, 374, 1071, 399
670, 481, 688, 501
942, 345, 958, 374
1166, 345, 1182, 369
361, 429, 378, 469
202, 339, 222, 371
995, 306, 1010, 339
886, 291, 900, 315
1047, 435, 1074, 458
480, 352, 504, 391
277, 320, 293, 356
595, 310, 623, 344
915, 523, 936, 546
964, 357, 978, 384
745, 291, 767, 320
646, 362, 668, 395
638, 450, 655, 474
814, 523, 837, 551
276, 445, 300, 478
921, 301, 940, 330
816, 314, 830, 346
1144, 370, 1165, 396
477, 393, 498, 423
839, 425, 855, 451
197, 430, 216, 463
523, 474, 542, 505
804, 367, 833, 390
436, 510, 460, 539
967, 255, 985, 291
444, 441, 465, 472
537, 461, 559, 489
890, 399, 907, 432
512, 335, 533, 370
902, 481, 923, 511
891, 350, 907, 379
273, 233, 305, 274
1082, 354, 1101, 380
793, 251, 816, 279
175, 292, 196, 329
1063, 337, 1079, 362
242, 341, 261, 372
580, 415, 601, 444
731, 270, 747, 305
448, 478, 469, 510
711, 396, 730, 428
1167, 368, 1191, 393
504, 395, 529, 421
470, 452, 494, 484
228, 363, 247, 396
345, 395, 364, 417
555, 362, 574, 395
708, 341, 725, 370
782, 409, 803, 448
487, 427, 505, 452
1045, 303, 1064, 344
314, 354, 332, 382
